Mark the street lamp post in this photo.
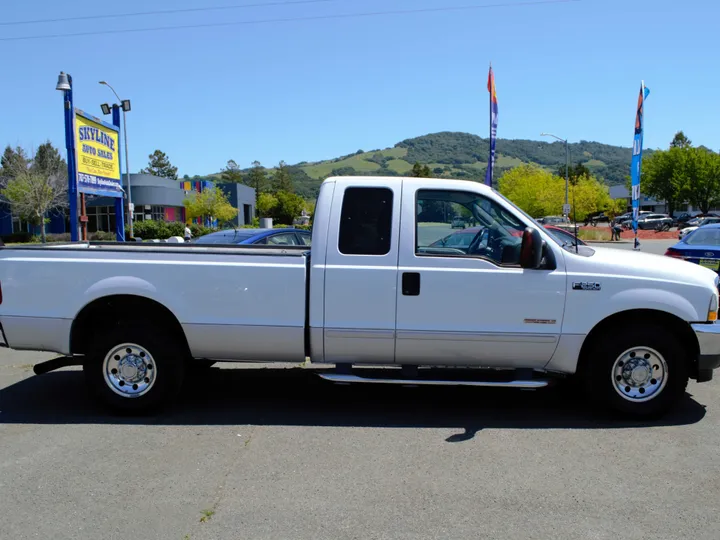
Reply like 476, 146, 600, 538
99, 81, 133, 238
540, 132, 570, 214
56, 71, 79, 241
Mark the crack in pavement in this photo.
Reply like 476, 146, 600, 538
189, 426, 257, 536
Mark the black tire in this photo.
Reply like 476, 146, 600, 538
582, 325, 689, 418
83, 323, 186, 414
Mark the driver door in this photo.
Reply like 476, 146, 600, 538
394, 182, 567, 368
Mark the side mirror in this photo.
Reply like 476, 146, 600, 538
520, 227, 544, 269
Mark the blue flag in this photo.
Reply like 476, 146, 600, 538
485, 65, 498, 187
631, 83, 650, 248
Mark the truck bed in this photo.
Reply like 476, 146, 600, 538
0, 241, 309, 257
0, 242, 310, 361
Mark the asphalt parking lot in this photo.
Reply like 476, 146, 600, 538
1, 240, 717, 540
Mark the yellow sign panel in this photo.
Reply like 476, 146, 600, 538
74, 113, 121, 194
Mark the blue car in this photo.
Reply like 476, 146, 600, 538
193, 228, 311, 246
665, 223, 720, 272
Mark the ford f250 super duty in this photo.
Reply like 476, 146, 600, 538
1, 176, 719, 417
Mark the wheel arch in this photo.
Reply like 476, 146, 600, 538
70, 294, 190, 356
577, 308, 700, 378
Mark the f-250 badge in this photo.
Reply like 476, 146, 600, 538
572, 282, 601, 291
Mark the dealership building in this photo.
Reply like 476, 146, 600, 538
0, 174, 256, 236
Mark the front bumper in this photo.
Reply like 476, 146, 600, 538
691, 322, 720, 382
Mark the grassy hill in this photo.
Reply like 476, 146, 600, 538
212, 131, 643, 200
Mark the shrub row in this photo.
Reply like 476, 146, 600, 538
1, 221, 311, 244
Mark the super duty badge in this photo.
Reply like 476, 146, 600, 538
572, 282, 601, 291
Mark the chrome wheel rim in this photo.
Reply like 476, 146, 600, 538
103, 343, 156, 398
611, 346, 667, 402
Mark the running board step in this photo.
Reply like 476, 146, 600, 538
318, 373, 549, 389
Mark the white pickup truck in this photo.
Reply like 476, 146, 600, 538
1, 176, 719, 417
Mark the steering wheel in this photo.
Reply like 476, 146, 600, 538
467, 228, 490, 255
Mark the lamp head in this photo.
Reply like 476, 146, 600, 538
56, 72, 71, 91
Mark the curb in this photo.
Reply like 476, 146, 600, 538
585, 240, 632, 244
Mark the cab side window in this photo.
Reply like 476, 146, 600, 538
415, 189, 524, 266
338, 187, 393, 255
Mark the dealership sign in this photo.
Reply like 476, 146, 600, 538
73, 109, 123, 197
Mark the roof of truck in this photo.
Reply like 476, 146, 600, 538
323, 175, 495, 193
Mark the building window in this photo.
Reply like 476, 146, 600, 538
151, 206, 165, 221
86, 206, 116, 233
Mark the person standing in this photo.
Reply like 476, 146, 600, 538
184, 225, 192, 242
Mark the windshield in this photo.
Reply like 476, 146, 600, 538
685, 228, 720, 245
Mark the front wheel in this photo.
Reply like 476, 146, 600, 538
83, 324, 186, 413
582, 325, 689, 417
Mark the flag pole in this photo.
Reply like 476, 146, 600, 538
489, 62, 492, 187
634, 79, 645, 251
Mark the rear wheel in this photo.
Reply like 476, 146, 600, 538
582, 325, 688, 417
83, 324, 186, 413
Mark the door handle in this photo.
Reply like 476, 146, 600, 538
402, 272, 420, 296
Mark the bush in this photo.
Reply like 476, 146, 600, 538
90, 231, 117, 241
127, 220, 217, 240
1, 232, 33, 244
44, 233, 71, 242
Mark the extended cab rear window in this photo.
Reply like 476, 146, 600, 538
338, 187, 393, 255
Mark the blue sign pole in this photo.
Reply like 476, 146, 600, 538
630, 81, 650, 250
62, 75, 79, 241
111, 105, 126, 242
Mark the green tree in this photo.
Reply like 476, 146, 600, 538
272, 161, 293, 193
499, 165, 612, 222
256, 192, 277, 218
272, 191, 306, 224
183, 187, 237, 226
569, 174, 614, 223
498, 165, 564, 218
557, 162, 591, 185
1, 154, 68, 243
640, 147, 686, 217
247, 161, 269, 198
682, 148, 720, 214
31, 141, 66, 177
1, 146, 29, 177
670, 131, 692, 149
141, 149, 178, 180
219, 159, 244, 183
411, 162, 432, 178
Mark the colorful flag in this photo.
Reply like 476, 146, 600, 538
630, 82, 650, 249
485, 64, 498, 187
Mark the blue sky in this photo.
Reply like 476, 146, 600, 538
1, 0, 718, 176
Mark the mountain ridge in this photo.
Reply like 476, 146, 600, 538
213, 131, 645, 199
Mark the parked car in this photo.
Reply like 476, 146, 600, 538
193, 227, 312, 246
636, 213, 673, 230
2, 175, 720, 419
615, 211, 651, 228
666, 223, 720, 273
450, 216, 466, 229
585, 212, 609, 226
673, 212, 698, 227
678, 217, 720, 240
538, 215, 570, 225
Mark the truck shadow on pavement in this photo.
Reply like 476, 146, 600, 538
0, 366, 708, 441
